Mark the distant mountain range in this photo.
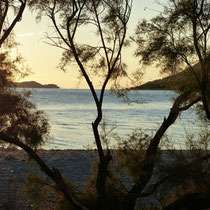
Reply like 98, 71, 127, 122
15, 81, 60, 89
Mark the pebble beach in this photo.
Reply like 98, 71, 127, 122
0, 148, 174, 209
0, 148, 97, 209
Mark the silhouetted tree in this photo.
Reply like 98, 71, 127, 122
134, 0, 210, 119
123, 0, 210, 209
0, 0, 50, 148
157, 126, 210, 209
26, 1, 210, 210
2, 1, 208, 209
0, 0, 26, 46
0, 2, 90, 210
28, 0, 132, 208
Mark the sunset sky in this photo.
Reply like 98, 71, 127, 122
14, 0, 162, 89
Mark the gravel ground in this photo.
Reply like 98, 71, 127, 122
0, 148, 97, 209
0, 148, 172, 209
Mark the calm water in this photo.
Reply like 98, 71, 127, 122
28, 89, 199, 149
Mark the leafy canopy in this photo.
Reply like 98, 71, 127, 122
134, 0, 210, 75
0, 0, 50, 148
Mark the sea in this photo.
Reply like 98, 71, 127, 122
27, 89, 200, 150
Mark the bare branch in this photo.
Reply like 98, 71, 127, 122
50, 0, 71, 48
124, 92, 201, 206
0, 0, 9, 36
0, 132, 87, 210
93, 1, 110, 75
178, 96, 201, 111
0, 0, 26, 46
72, 1, 86, 40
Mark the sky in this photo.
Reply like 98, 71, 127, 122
13, 0, 163, 89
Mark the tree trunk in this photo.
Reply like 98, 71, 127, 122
0, 133, 87, 210
122, 94, 201, 210
122, 114, 178, 210
92, 122, 112, 208
201, 89, 210, 120
0, 0, 26, 46
96, 154, 112, 210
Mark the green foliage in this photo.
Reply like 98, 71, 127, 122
0, 0, 50, 148
23, 163, 125, 210
0, 90, 50, 148
0, 49, 50, 148
82, 160, 124, 210
0, 51, 18, 88
23, 173, 52, 209
116, 129, 160, 183
158, 125, 210, 206
134, 0, 210, 75
13, 0, 210, 209
133, 0, 210, 119
23, 172, 77, 210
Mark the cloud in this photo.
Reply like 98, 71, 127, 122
16, 32, 43, 37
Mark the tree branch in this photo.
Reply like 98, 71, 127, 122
178, 96, 201, 111
0, 133, 87, 210
0, 0, 9, 36
0, 0, 26, 47
123, 93, 201, 209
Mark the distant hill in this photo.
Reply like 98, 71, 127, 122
133, 69, 198, 91
133, 61, 210, 91
132, 71, 189, 90
15, 81, 60, 89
